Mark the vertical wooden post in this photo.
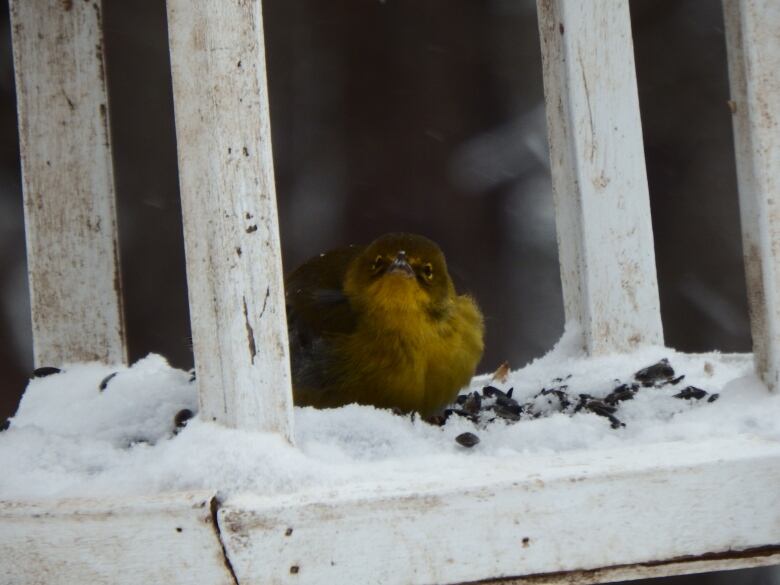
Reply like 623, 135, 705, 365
167, 1, 294, 439
9, 0, 127, 367
723, 0, 780, 389
536, 0, 664, 354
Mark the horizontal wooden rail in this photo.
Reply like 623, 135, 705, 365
216, 437, 780, 585
0, 491, 234, 585
3, 437, 779, 585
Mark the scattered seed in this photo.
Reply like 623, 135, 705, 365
440, 359, 716, 434
573, 393, 594, 413
634, 359, 675, 386
98, 372, 118, 392
493, 403, 521, 422
541, 387, 571, 409
461, 392, 481, 415
604, 383, 637, 405
425, 412, 449, 426
32, 366, 61, 378
455, 432, 480, 448
673, 386, 708, 400
584, 399, 617, 417
482, 386, 507, 399
174, 409, 194, 428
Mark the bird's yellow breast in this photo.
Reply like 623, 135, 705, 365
330, 276, 484, 416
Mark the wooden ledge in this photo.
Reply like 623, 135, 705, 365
2, 437, 779, 585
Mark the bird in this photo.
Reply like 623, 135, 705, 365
285, 232, 484, 417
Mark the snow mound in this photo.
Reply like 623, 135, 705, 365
2, 325, 779, 500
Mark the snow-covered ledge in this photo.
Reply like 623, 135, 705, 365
2, 0, 780, 584
5, 439, 780, 585
3, 342, 780, 584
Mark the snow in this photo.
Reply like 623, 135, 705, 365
2, 324, 780, 501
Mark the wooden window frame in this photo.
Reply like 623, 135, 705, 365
2, 1, 779, 584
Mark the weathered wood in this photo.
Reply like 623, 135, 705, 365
217, 437, 780, 585
1, 437, 779, 585
536, 0, 663, 354
166, 1, 294, 439
9, 0, 126, 366
723, 0, 780, 389
0, 491, 235, 585
469, 550, 780, 585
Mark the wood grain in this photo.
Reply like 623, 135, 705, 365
166, 0, 294, 439
537, 0, 663, 354
723, 0, 780, 389
218, 437, 780, 585
0, 491, 235, 585
9, 0, 126, 367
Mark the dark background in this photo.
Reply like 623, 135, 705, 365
0, 2, 772, 583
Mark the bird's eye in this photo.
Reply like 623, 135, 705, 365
371, 255, 385, 271
422, 263, 434, 279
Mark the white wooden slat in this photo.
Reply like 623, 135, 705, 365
0, 491, 235, 585
9, 0, 126, 366
217, 437, 780, 585
166, 1, 294, 439
723, 0, 780, 390
536, 0, 664, 355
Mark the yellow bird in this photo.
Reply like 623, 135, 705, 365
285, 233, 484, 417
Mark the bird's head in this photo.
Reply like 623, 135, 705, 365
343, 233, 455, 316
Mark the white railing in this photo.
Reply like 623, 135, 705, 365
166, 0, 294, 439
2, 1, 780, 584
538, 0, 663, 355
11, 0, 126, 367
724, 0, 780, 390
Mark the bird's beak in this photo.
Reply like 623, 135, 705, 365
386, 250, 415, 278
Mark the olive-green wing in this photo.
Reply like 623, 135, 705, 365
284, 244, 362, 395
